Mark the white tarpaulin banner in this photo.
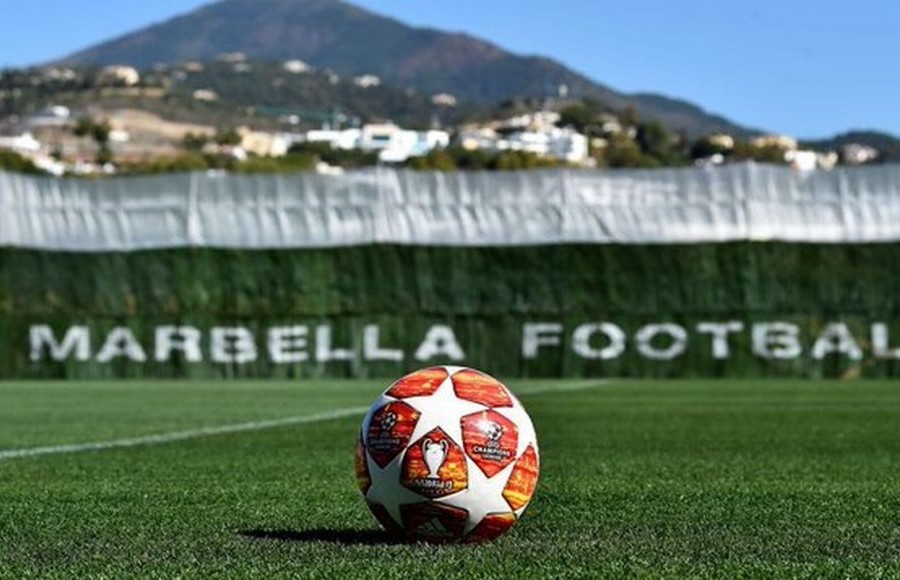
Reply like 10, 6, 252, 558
2, 163, 900, 251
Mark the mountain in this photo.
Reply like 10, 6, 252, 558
59, 0, 755, 138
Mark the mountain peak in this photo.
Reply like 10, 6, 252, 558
60, 0, 753, 137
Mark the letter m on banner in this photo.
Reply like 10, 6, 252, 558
30, 326, 91, 362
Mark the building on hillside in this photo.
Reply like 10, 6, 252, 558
751, 134, 798, 151
547, 129, 590, 163
358, 124, 449, 162
458, 123, 589, 164
192, 89, 220, 102
784, 150, 819, 171
597, 114, 624, 135
99, 66, 141, 87
216, 52, 247, 63
40, 67, 78, 82
26, 106, 71, 128
31, 155, 66, 176
283, 60, 311, 74
0, 132, 41, 154
817, 151, 839, 170
305, 129, 363, 151
458, 127, 500, 151
842, 143, 879, 165
431, 93, 458, 107
239, 129, 290, 158
353, 75, 382, 89
497, 111, 561, 132
708, 134, 736, 150
302, 124, 449, 163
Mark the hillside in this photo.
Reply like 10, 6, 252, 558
803, 131, 900, 163
59, 0, 755, 138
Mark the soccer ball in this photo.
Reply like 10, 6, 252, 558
355, 366, 540, 543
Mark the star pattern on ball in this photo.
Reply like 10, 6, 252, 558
364, 452, 429, 527
438, 457, 518, 534
403, 372, 488, 446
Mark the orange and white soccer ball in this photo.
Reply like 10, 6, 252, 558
355, 366, 540, 543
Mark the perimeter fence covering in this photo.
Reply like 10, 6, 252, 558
2, 164, 900, 379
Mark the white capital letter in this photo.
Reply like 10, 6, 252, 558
364, 325, 403, 361
30, 325, 90, 362
522, 323, 563, 358
697, 321, 744, 360
572, 323, 626, 360
415, 325, 465, 361
316, 325, 354, 362
268, 326, 308, 363
752, 322, 802, 359
872, 323, 900, 359
211, 327, 257, 364
155, 326, 202, 362
96, 327, 147, 363
811, 322, 863, 360
636, 324, 688, 360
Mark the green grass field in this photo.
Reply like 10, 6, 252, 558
1, 379, 898, 578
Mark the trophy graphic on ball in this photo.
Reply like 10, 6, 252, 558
422, 438, 449, 478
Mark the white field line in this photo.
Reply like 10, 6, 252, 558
0, 380, 610, 462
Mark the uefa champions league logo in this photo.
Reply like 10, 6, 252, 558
472, 420, 512, 462
379, 412, 397, 434
484, 421, 504, 445
422, 438, 449, 478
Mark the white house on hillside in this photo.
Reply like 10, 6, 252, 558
99, 66, 141, 87
458, 125, 589, 164
302, 124, 450, 163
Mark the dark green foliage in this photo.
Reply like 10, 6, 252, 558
690, 135, 731, 159
120, 153, 212, 175
72, 116, 114, 164
120, 152, 318, 175
0, 379, 898, 576
3, 243, 900, 378
635, 120, 687, 166
182, 132, 211, 151
288, 142, 379, 169
215, 127, 241, 146
235, 152, 317, 174
406, 147, 563, 171
558, 103, 601, 134
406, 149, 458, 171
601, 134, 660, 168
731, 141, 789, 164
0, 149, 41, 174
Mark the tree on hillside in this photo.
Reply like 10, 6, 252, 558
600, 134, 660, 169
73, 117, 113, 165
636, 120, 687, 166
215, 128, 241, 146
690, 136, 731, 160
0, 149, 41, 174
558, 98, 608, 136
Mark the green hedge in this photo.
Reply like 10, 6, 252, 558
2, 243, 900, 379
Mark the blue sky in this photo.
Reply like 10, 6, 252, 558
0, 0, 896, 138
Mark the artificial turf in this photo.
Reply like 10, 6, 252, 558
0, 379, 898, 578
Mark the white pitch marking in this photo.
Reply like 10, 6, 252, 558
0, 406, 370, 462
515, 380, 611, 396
0, 380, 612, 462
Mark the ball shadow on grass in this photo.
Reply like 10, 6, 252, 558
239, 528, 399, 546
